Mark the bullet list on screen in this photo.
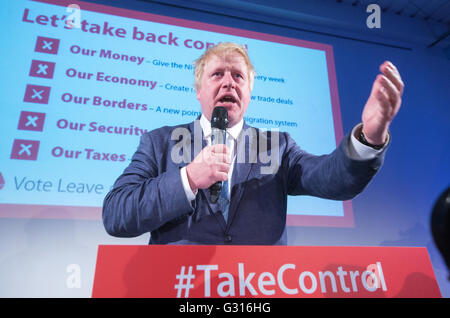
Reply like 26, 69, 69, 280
17, 111, 46, 132
10, 139, 40, 161
29, 60, 56, 79
11, 36, 59, 161
34, 36, 60, 55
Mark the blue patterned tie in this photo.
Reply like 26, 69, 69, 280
218, 178, 230, 223
216, 132, 233, 223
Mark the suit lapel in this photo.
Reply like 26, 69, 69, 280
188, 119, 259, 232
199, 188, 227, 231
189, 118, 228, 231
187, 118, 205, 163
226, 122, 258, 230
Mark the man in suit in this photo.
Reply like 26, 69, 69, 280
102, 42, 404, 245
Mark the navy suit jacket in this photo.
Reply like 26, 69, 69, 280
102, 119, 387, 245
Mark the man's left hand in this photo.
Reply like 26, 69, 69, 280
361, 61, 404, 145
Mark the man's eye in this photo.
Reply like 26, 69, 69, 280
213, 72, 222, 76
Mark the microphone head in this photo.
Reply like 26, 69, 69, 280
211, 106, 229, 130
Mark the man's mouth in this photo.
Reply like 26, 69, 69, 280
217, 95, 238, 106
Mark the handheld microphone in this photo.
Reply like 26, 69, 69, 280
209, 106, 228, 203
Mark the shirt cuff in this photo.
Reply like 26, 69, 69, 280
349, 123, 388, 160
180, 166, 197, 202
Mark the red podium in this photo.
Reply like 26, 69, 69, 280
92, 245, 441, 298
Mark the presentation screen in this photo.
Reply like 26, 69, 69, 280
0, 0, 352, 227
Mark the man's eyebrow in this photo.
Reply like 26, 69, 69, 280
208, 66, 224, 73
208, 65, 246, 75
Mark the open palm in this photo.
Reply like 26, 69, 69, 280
362, 61, 404, 145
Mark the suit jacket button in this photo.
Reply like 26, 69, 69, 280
224, 235, 232, 243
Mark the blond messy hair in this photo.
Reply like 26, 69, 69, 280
194, 42, 255, 91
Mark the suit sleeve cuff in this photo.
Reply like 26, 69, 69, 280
180, 166, 197, 202
349, 123, 389, 160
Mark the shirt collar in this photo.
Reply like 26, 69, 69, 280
200, 114, 243, 141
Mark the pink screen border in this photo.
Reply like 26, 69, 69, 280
0, 0, 353, 228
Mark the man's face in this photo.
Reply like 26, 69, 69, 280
196, 52, 252, 128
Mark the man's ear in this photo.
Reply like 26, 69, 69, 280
195, 86, 201, 100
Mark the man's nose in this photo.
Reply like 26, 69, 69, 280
222, 72, 235, 89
